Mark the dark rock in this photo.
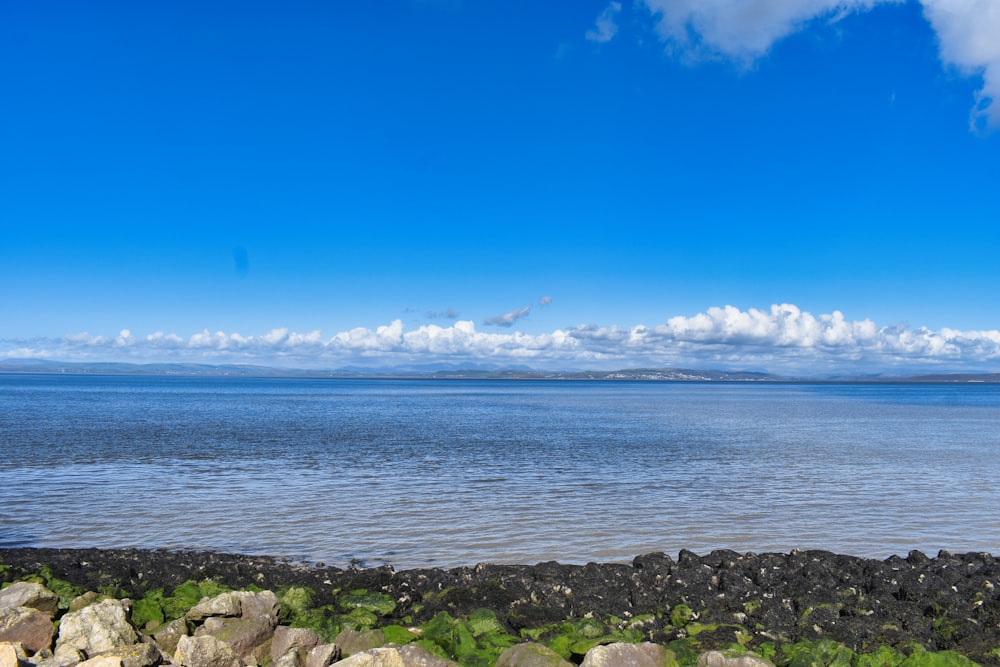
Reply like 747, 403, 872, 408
3, 547, 1000, 664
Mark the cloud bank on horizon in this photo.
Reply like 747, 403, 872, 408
597, 0, 1000, 130
4, 304, 999, 375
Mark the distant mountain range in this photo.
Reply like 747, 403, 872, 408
1, 359, 998, 383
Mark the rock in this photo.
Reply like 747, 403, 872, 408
187, 592, 279, 625
0, 583, 60, 616
70, 593, 103, 613
55, 599, 139, 658
150, 618, 189, 656
273, 648, 303, 667
37, 648, 85, 667
92, 642, 163, 667
580, 642, 675, 667
329, 648, 403, 667
394, 644, 458, 667
0, 607, 56, 654
332, 630, 384, 658
77, 657, 124, 667
304, 644, 342, 667
495, 642, 574, 667
271, 627, 321, 662
194, 617, 274, 663
232, 593, 278, 624
697, 651, 775, 667
174, 635, 243, 667
187, 595, 242, 622
0, 642, 27, 667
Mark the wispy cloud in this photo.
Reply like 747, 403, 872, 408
637, 0, 1000, 129
484, 305, 532, 327
426, 308, 460, 320
586, 1, 622, 43
538, 295, 553, 306
4, 304, 1000, 374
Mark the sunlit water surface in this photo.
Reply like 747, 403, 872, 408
2, 375, 998, 569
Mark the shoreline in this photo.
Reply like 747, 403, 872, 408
3, 546, 999, 664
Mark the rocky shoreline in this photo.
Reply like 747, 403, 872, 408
2, 547, 999, 665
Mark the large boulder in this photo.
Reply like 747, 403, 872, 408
580, 642, 676, 667
0, 583, 59, 616
174, 635, 243, 667
55, 599, 139, 658
0, 607, 56, 654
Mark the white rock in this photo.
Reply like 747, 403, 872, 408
55, 600, 138, 658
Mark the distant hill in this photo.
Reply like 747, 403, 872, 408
2, 359, 998, 382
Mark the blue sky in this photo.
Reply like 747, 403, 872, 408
2, 0, 999, 374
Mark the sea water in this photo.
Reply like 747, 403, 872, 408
1, 374, 998, 569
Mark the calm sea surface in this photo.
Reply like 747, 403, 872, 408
2, 374, 998, 569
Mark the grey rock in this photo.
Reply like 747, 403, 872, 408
194, 617, 272, 664
173, 636, 242, 667
56, 599, 139, 658
36, 648, 84, 667
332, 631, 383, 659
0, 607, 56, 654
580, 642, 675, 667
271, 627, 320, 663
92, 642, 163, 667
231, 594, 278, 625
304, 644, 341, 667
697, 651, 775, 667
495, 642, 574, 667
186, 596, 241, 622
0, 584, 59, 616
273, 649, 303, 667
150, 619, 189, 657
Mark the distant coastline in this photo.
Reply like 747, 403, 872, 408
1, 358, 998, 383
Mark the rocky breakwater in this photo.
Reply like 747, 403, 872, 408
0, 576, 757, 667
2, 548, 999, 666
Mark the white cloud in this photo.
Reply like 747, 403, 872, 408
538, 295, 553, 306
484, 305, 532, 327
920, 0, 1000, 131
586, 1, 622, 43
638, 0, 999, 128
3, 304, 1000, 374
